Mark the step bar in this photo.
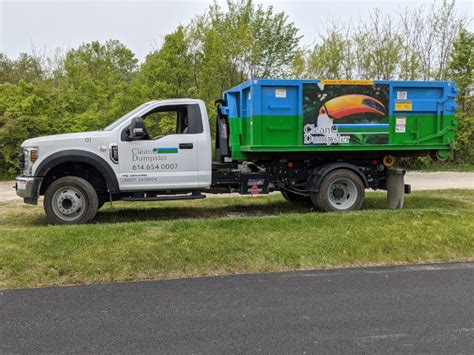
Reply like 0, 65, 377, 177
121, 191, 206, 202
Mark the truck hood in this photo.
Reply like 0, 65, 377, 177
21, 131, 113, 147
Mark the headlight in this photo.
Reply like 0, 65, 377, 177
21, 147, 39, 176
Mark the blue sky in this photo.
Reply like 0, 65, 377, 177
1, 0, 473, 61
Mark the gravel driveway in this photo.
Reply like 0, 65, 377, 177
1, 171, 473, 204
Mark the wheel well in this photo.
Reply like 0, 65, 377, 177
40, 162, 108, 196
308, 163, 369, 192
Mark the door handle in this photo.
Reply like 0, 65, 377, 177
179, 143, 194, 149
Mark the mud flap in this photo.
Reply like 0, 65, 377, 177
387, 168, 406, 209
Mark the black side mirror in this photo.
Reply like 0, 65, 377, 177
128, 116, 145, 140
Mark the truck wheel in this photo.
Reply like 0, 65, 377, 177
311, 169, 365, 212
281, 189, 308, 203
44, 176, 99, 224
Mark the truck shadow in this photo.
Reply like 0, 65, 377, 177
5, 192, 469, 227
94, 199, 314, 224
91, 193, 472, 225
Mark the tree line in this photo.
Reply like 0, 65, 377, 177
0, 0, 472, 176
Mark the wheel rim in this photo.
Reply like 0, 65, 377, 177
51, 187, 86, 221
326, 178, 358, 210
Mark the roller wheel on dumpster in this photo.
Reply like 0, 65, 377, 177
281, 189, 309, 203
310, 169, 365, 212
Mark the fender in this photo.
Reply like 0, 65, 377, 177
33, 149, 120, 195
307, 162, 369, 192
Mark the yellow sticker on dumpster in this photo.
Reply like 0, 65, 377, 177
320, 79, 374, 85
395, 101, 412, 111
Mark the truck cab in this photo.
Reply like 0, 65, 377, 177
16, 99, 212, 224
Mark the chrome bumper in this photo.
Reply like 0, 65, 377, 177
15, 176, 42, 204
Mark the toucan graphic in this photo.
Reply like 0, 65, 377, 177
316, 94, 386, 131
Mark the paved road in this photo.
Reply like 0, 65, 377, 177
1, 262, 473, 353
1, 172, 474, 203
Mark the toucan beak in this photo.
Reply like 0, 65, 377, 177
319, 94, 386, 119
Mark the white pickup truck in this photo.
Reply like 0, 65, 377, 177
16, 99, 215, 224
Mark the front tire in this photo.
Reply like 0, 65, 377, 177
310, 169, 365, 212
44, 176, 99, 224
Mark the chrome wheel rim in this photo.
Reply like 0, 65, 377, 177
327, 178, 357, 210
52, 187, 85, 221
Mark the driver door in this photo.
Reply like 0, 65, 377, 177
117, 104, 199, 191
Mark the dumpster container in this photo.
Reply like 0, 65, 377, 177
221, 79, 458, 161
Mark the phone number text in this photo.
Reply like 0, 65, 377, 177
132, 163, 178, 171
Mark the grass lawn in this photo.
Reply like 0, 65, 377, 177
1, 190, 473, 289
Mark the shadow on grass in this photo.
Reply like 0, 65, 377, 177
94, 199, 315, 224
93, 192, 472, 224
4, 191, 472, 227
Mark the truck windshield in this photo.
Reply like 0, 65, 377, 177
103, 103, 151, 131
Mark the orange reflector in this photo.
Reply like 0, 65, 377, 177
287, 162, 294, 168
383, 155, 395, 167
30, 149, 39, 162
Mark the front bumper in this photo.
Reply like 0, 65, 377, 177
15, 176, 42, 205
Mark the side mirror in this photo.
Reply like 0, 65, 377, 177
128, 116, 145, 140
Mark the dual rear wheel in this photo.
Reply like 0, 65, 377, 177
282, 169, 365, 212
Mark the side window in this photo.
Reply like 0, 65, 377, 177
129, 104, 203, 140
187, 104, 203, 134
143, 111, 178, 139
142, 106, 189, 139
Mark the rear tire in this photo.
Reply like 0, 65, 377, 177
310, 169, 365, 212
281, 189, 309, 203
44, 176, 99, 224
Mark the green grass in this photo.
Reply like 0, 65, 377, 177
1, 190, 473, 290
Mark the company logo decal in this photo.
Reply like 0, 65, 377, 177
153, 147, 178, 154
303, 84, 389, 146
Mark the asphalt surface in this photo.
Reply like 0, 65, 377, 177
1, 262, 473, 354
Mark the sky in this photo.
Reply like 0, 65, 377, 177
1, 0, 473, 62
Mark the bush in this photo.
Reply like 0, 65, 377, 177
0, 115, 50, 177
452, 114, 474, 165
